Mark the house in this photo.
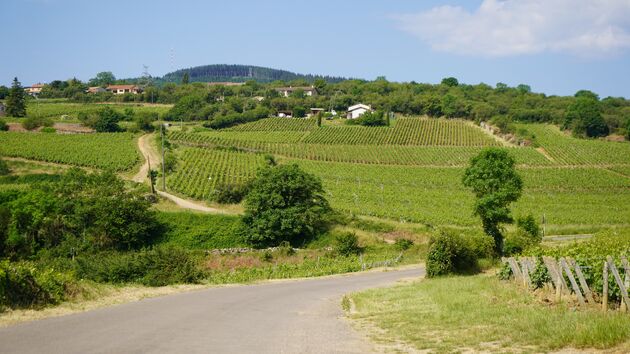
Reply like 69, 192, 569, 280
86, 87, 107, 94
106, 85, 142, 95
346, 104, 372, 119
274, 86, 317, 98
277, 110, 293, 118
307, 108, 325, 118
25, 83, 45, 96
0, 103, 5, 117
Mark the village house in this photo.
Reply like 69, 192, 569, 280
346, 104, 372, 119
86, 87, 107, 94
274, 86, 317, 98
25, 83, 45, 96
106, 85, 142, 95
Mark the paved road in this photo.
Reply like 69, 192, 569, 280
0, 267, 423, 354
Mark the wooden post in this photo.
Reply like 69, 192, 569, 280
568, 258, 595, 304
560, 258, 586, 306
603, 260, 609, 311
507, 257, 523, 283
520, 258, 532, 288
607, 256, 630, 313
543, 256, 560, 291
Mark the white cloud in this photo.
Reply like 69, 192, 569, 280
394, 0, 630, 57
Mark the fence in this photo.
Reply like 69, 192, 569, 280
501, 256, 630, 313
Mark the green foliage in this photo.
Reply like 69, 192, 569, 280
463, 148, 523, 254
1, 169, 162, 257
0, 119, 8, 131
441, 77, 459, 87
242, 164, 332, 247
88, 71, 116, 87
6, 78, 27, 117
351, 110, 387, 126
334, 232, 361, 256
165, 94, 207, 121
426, 231, 480, 277
134, 111, 158, 132
79, 106, 123, 132
156, 212, 245, 249
516, 214, 541, 240
0, 261, 72, 309
0, 159, 9, 176
530, 258, 551, 289
22, 116, 53, 130
564, 97, 609, 138
394, 238, 414, 251
75, 247, 205, 286
209, 183, 250, 204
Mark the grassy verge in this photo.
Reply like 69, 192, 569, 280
347, 274, 630, 353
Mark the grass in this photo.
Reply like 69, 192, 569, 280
156, 211, 246, 249
348, 274, 630, 353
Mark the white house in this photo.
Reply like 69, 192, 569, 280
106, 85, 142, 95
25, 83, 45, 96
346, 104, 372, 119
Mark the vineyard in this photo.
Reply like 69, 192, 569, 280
0, 132, 139, 171
21, 101, 172, 121
167, 147, 266, 200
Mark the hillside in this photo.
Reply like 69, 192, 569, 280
160, 64, 348, 84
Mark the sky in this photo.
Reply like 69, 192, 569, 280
2, 0, 630, 98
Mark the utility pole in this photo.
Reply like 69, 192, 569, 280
161, 124, 166, 191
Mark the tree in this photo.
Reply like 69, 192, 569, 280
0, 85, 9, 99
88, 72, 116, 87
80, 107, 122, 132
626, 117, 630, 140
462, 148, 523, 255
564, 97, 608, 137
6, 77, 27, 117
182, 72, 190, 84
441, 77, 459, 87
242, 164, 331, 247
574, 90, 599, 101
516, 84, 531, 94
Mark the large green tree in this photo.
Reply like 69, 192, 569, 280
6, 77, 27, 117
564, 97, 609, 137
88, 71, 116, 87
242, 164, 331, 247
462, 148, 523, 255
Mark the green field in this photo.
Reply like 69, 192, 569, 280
0, 131, 139, 170
13, 101, 172, 121
161, 118, 630, 228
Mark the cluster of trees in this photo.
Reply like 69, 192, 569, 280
5, 71, 630, 138
0, 169, 162, 259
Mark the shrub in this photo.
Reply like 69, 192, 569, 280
0, 261, 72, 309
0, 119, 8, 131
0, 158, 9, 176
335, 232, 361, 256
41, 127, 56, 133
504, 215, 542, 256
22, 116, 53, 131
209, 183, 249, 204
426, 231, 481, 277
395, 238, 414, 251
75, 246, 205, 286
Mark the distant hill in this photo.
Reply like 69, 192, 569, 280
160, 64, 348, 84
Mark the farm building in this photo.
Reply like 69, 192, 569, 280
106, 85, 142, 95
307, 108, 325, 117
346, 104, 372, 119
86, 87, 107, 94
0, 102, 5, 116
275, 86, 317, 98
24, 83, 45, 96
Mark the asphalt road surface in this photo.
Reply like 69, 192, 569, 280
0, 267, 423, 354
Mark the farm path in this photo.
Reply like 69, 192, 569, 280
0, 266, 424, 354
134, 133, 233, 214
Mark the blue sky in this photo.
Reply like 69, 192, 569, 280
3, 0, 630, 98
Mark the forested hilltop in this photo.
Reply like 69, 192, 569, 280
157, 64, 348, 84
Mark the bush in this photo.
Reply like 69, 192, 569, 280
0, 119, 8, 131
335, 232, 361, 256
22, 116, 53, 131
209, 183, 249, 204
504, 215, 542, 256
426, 231, 487, 277
0, 158, 9, 176
347, 111, 387, 127
75, 246, 205, 286
0, 261, 72, 309
41, 127, 56, 133
395, 238, 414, 251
